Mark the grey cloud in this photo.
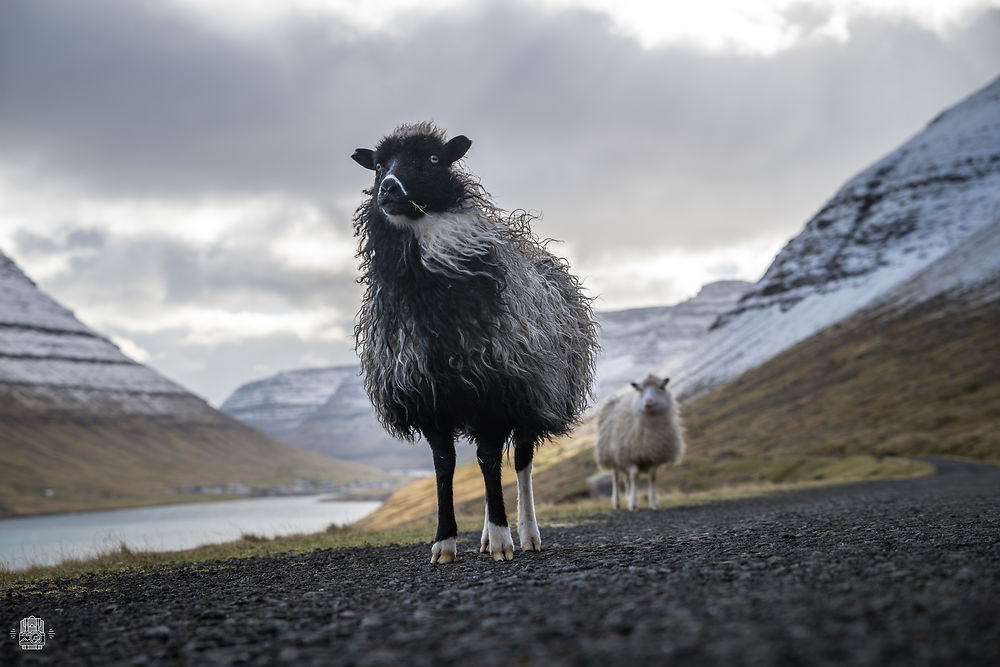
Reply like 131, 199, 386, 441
21, 231, 359, 315
14, 227, 108, 254
3, 1, 998, 256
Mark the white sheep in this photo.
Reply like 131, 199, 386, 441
595, 373, 685, 510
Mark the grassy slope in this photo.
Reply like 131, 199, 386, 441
0, 400, 382, 517
683, 292, 1000, 460
358, 290, 997, 533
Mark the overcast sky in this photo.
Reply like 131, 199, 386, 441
1, 0, 998, 406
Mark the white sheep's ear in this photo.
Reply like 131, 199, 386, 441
351, 148, 376, 170
630, 382, 641, 391
444, 135, 472, 164
660, 378, 670, 388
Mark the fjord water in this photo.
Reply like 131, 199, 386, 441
0, 496, 381, 570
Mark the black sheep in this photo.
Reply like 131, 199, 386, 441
351, 122, 598, 563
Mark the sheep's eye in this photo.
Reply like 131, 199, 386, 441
429, 155, 440, 164
375, 163, 383, 172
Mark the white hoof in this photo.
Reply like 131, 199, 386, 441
519, 520, 541, 552
481, 506, 490, 554
485, 522, 514, 561
430, 537, 456, 564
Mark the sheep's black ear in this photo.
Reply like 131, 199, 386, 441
352, 148, 376, 170
630, 382, 641, 391
661, 378, 670, 388
444, 135, 472, 164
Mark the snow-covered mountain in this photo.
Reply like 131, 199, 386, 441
594, 280, 749, 400
219, 366, 359, 440
0, 250, 376, 516
666, 74, 1000, 399
220, 280, 749, 469
0, 249, 197, 415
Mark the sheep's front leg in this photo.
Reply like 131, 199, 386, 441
475, 435, 514, 561
428, 432, 457, 564
515, 443, 541, 551
627, 465, 639, 511
648, 467, 658, 510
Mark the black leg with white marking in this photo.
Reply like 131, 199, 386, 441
428, 430, 457, 564
474, 428, 514, 561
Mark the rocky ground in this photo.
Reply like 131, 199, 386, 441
3, 459, 998, 666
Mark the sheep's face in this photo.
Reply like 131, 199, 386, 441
630, 375, 672, 414
352, 128, 472, 222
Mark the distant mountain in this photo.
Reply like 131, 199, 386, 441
219, 366, 359, 442
220, 280, 750, 469
0, 250, 378, 517
594, 280, 749, 400
668, 74, 1000, 399
221, 365, 438, 471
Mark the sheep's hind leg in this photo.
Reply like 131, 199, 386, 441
514, 440, 541, 552
627, 466, 639, 511
480, 501, 490, 553
612, 470, 622, 510
474, 429, 514, 561
428, 431, 458, 564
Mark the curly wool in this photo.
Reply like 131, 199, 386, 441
353, 170, 597, 443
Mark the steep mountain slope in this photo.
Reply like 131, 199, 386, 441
0, 250, 379, 517
682, 219, 1000, 460
1, 250, 193, 414
668, 74, 1000, 399
220, 281, 749, 469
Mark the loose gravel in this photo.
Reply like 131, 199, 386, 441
3, 458, 998, 666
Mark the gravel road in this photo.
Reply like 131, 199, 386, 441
3, 458, 998, 666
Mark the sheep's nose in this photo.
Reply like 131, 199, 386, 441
378, 175, 407, 201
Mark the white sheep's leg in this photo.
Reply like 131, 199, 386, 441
611, 471, 622, 510
627, 466, 639, 511
516, 462, 541, 551
480, 501, 490, 553
648, 467, 658, 510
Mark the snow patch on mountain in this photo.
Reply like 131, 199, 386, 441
877, 219, 1000, 308
665, 75, 1000, 399
220, 366, 359, 439
1, 248, 194, 412
594, 280, 749, 400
